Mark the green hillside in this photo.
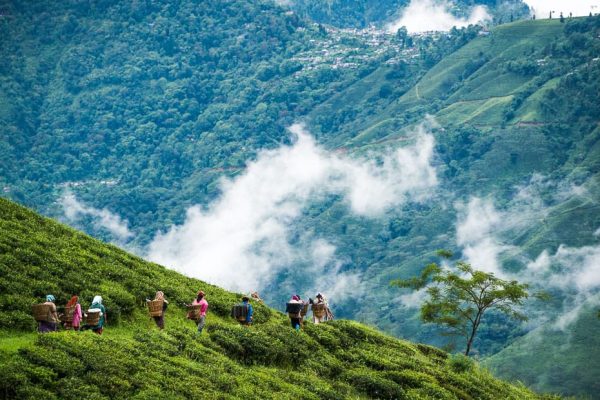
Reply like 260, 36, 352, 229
307, 15, 600, 318
0, 197, 558, 399
484, 302, 600, 399
302, 17, 600, 398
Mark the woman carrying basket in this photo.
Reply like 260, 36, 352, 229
286, 295, 304, 331
147, 291, 168, 330
38, 295, 59, 333
65, 295, 82, 331
311, 293, 331, 324
192, 290, 208, 334
84, 295, 106, 335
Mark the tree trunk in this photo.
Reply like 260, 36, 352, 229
465, 311, 482, 356
465, 334, 474, 356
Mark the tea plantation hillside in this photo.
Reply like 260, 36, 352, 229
0, 199, 558, 399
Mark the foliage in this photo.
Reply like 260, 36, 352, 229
448, 353, 475, 373
392, 251, 535, 355
0, 198, 552, 399
485, 305, 600, 399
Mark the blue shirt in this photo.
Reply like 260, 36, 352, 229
243, 301, 253, 323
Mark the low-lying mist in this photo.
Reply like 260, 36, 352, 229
146, 122, 438, 299
387, 0, 490, 33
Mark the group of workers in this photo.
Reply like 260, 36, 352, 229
36, 294, 106, 334
34, 290, 332, 334
286, 292, 332, 331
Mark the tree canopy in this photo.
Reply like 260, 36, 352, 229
392, 251, 539, 356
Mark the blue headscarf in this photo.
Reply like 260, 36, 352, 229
46, 294, 55, 302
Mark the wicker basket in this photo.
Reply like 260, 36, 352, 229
32, 304, 50, 322
187, 305, 201, 321
300, 303, 309, 317
85, 310, 101, 326
312, 303, 326, 318
232, 304, 248, 322
147, 299, 163, 317
63, 305, 76, 322
286, 302, 304, 317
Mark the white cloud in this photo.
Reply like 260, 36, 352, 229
453, 175, 600, 331
527, 244, 600, 292
455, 197, 513, 276
147, 122, 438, 296
396, 287, 429, 309
60, 191, 134, 242
454, 175, 586, 277
523, 0, 600, 18
387, 0, 490, 33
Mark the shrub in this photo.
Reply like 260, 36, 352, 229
342, 369, 407, 399
448, 353, 475, 374
416, 343, 448, 361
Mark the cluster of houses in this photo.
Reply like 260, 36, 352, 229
290, 24, 449, 76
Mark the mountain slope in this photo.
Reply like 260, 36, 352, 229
0, 197, 556, 399
301, 17, 600, 398
484, 302, 600, 399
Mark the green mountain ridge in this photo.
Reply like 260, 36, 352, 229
301, 17, 600, 399
0, 197, 557, 399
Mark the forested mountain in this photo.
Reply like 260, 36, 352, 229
282, 0, 529, 28
1, 0, 599, 398
0, 0, 467, 244
0, 197, 557, 400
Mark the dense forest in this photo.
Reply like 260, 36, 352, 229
285, 0, 529, 28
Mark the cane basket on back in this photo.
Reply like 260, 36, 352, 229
312, 303, 326, 318
232, 304, 249, 322
32, 304, 50, 322
300, 303, 309, 317
187, 304, 201, 321
286, 302, 303, 319
147, 300, 163, 317
85, 310, 101, 326
63, 305, 76, 322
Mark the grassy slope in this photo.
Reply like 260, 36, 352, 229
484, 303, 600, 399
0, 198, 556, 399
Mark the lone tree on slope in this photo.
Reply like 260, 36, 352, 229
392, 250, 540, 356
